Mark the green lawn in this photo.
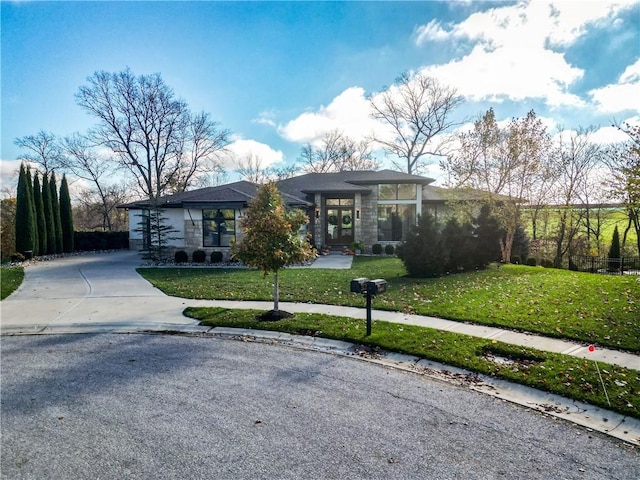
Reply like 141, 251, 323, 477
1, 267, 23, 300
186, 307, 640, 419
139, 257, 640, 352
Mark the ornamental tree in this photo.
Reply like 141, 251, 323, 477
231, 181, 314, 317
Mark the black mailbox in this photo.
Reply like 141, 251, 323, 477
367, 279, 388, 295
350, 277, 370, 294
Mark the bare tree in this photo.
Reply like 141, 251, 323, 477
235, 154, 272, 184
444, 109, 551, 262
603, 122, 640, 256
14, 130, 63, 175
75, 68, 230, 202
548, 127, 603, 266
299, 130, 378, 173
370, 72, 462, 174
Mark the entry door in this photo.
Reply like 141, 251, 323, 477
325, 207, 354, 246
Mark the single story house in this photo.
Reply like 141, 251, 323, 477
121, 169, 459, 257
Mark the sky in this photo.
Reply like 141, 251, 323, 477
2, 0, 639, 195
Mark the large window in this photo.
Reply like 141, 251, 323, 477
377, 204, 416, 241
378, 184, 417, 200
203, 209, 236, 247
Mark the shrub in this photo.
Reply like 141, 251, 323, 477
608, 226, 621, 272
540, 259, 553, 268
399, 213, 447, 277
174, 250, 188, 263
511, 255, 521, 264
372, 244, 383, 255
384, 244, 395, 255
526, 257, 537, 266
192, 250, 206, 263
211, 251, 223, 263
511, 226, 530, 263
442, 217, 475, 272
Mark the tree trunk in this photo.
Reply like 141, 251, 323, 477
273, 270, 279, 311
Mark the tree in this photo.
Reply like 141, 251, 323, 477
231, 182, 314, 317
1, 198, 17, 261
548, 127, 602, 267
299, 130, 379, 173
443, 109, 551, 263
60, 175, 74, 253
14, 130, 63, 175
474, 204, 503, 266
370, 72, 462, 174
41, 173, 56, 254
61, 132, 118, 231
398, 213, 447, 277
14, 164, 36, 257
25, 167, 39, 256
33, 173, 47, 256
604, 122, 640, 256
235, 154, 273, 184
50, 172, 63, 253
75, 68, 230, 201
608, 225, 621, 272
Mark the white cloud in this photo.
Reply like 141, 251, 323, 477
278, 87, 381, 145
414, 1, 638, 108
252, 110, 277, 128
221, 138, 284, 169
589, 58, 640, 113
0, 160, 22, 196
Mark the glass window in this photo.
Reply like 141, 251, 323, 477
203, 209, 236, 247
325, 198, 353, 206
377, 204, 416, 241
378, 184, 416, 200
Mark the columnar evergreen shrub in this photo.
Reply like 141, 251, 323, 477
192, 250, 206, 263
49, 172, 63, 253
608, 226, 621, 272
474, 204, 502, 267
33, 173, 47, 256
14, 164, 36, 257
41, 173, 56, 254
442, 217, 475, 272
372, 244, 383, 255
59, 175, 74, 253
510, 225, 530, 264
174, 250, 188, 263
25, 168, 39, 256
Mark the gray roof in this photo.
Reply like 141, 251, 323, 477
277, 170, 435, 198
120, 180, 312, 209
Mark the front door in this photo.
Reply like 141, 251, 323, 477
325, 207, 354, 246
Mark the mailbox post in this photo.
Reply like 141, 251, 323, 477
350, 277, 388, 336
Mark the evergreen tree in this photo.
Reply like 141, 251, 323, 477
50, 172, 63, 253
42, 173, 56, 254
60, 175, 74, 253
25, 167, 39, 256
608, 226, 621, 272
510, 225, 530, 264
33, 173, 47, 256
14, 163, 36, 257
442, 217, 475, 272
474, 204, 503, 266
398, 213, 447, 277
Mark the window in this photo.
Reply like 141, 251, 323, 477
203, 209, 236, 247
378, 184, 416, 200
325, 198, 354, 206
377, 204, 415, 241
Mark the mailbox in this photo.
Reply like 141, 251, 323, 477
367, 279, 388, 295
350, 277, 370, 294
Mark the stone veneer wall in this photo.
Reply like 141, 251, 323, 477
359, 189, 378, 253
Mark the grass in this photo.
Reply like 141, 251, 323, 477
139, 257, 640, 352
1, 267, 23, 300
186, 306, 640, 419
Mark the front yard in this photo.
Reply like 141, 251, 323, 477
139, 258, 640, 353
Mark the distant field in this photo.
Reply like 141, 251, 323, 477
523, 206, 638, 257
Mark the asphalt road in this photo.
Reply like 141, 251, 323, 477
2, 333, 638, 480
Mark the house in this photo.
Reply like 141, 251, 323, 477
122, 169, 455, 257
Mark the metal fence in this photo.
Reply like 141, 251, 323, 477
569, 256, 640, 275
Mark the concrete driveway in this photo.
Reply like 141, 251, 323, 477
1, 251, 199, 333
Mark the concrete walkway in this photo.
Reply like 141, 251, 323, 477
1, 251, 639, 446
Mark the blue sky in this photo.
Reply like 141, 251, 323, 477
2, 0, 639, 193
